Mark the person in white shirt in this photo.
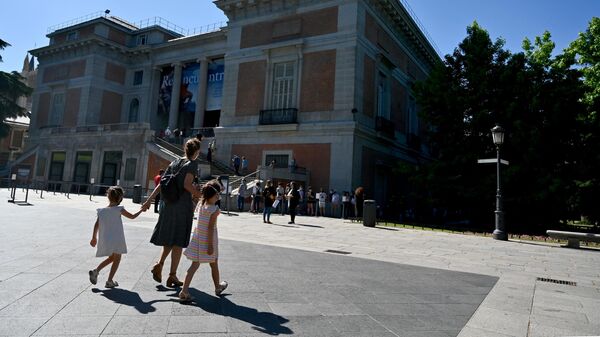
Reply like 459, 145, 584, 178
317, 188, 326, 217
331, 190, 340, 218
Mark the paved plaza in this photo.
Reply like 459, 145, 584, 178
0, 188, 599, 336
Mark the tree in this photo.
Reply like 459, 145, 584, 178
563, 18, 600, 225
412, 22, 589, 232
0, 38, 32, 138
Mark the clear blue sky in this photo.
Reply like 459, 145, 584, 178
0, 1, 598, 72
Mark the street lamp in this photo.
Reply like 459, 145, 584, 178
491, 125, 507, 240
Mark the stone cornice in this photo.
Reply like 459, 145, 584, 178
367, 0, 440, 66
30, 36, 152, 59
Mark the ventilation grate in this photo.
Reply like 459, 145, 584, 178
324, 249, 351, 255
536, 277, 577, 286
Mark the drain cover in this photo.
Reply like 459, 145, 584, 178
536, 277, 577, 286
324, 249, 351, 255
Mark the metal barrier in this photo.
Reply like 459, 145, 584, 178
2, 178, 152, 204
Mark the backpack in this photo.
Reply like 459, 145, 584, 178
160, 159, 186, 203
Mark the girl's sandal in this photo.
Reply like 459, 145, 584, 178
178, 291, 193, 303
215, 281, 228, 296
151, 262, 163, 283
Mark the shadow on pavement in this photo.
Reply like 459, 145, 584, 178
184, 289, 293, 335
92, 288, 169, 314
295, 223, 324, 229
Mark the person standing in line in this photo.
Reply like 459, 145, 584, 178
316, 188, 327, 217
342, 191, 352, 219
298, 185, 305, 215
331, 190, 341, 218
286, 181, 300, 224
262, 180, 276, 224
306, 187, 316, 216
179, 180, 228, 302
238, 179, 247, 212
276, 182, 285, 215
89, 186, 145, 288
142, 138, 203, 288
165, 126, 173, 142
241, 156, 248, 175
251, 181, 262, 214
153, 169, 165, 213
355, 186, 365, 218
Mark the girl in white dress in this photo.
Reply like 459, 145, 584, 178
89, 186, 144, 288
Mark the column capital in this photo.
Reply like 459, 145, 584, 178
171, 62, 183, 68
196, 57, 209, 64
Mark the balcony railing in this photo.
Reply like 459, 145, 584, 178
259, 108, 298, 125
375, 116, 396, 138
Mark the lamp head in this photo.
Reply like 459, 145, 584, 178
491, 125, 505, 146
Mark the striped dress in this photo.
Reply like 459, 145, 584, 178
184, 204, 220, 262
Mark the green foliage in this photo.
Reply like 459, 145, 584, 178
0, 38, 32, 138
411, 21, 597, 231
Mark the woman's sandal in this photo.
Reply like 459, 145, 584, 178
178, 291, 193, 303
166, 273, 183, 288
151, 262, 163, 283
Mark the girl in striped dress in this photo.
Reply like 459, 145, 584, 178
180, 180, 228, 302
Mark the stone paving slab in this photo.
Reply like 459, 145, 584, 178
0, 190, 497, 336
2, 189, 600, 336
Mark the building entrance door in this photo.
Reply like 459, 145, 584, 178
73, 162, 90, 193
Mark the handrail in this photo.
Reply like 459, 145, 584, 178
229, 170, 261, 186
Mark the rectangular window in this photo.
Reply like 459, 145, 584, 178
49, 152, 66, 181
49, 93, 65, 126
124, 158, 137, 181
10, 130, 24, 148
271, 61, 296, 110
66, 31, 78, 41
133, 70, 143, 85
137, 34, 147, 46
377, 72, 390, 120
265, 154, 289, 168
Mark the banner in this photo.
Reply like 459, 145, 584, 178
206, 58, 224, 111
157, 66, 174, 118
180, 62, 199, 113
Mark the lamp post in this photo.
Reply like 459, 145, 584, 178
491, 125, 507, 241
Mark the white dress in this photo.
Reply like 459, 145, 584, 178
96, 206, 127, 257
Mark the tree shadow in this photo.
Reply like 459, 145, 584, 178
183, 289, 293, 335
91, 288, 169, 314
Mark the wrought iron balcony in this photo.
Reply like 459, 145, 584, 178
259, 108, 298, 125
375, 116, 395, 138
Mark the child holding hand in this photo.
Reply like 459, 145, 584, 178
89, 186, 145, 288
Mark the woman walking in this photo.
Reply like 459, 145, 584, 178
142, 138, 203, 287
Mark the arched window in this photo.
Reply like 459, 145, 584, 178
128, 98, 139, 123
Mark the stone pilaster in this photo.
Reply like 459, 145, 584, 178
168, 62, 183, 130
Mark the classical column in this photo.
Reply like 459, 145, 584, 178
168, 62, 183, 130
194, 58, 210, 129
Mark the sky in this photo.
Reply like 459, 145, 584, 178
0, 0, 598, 72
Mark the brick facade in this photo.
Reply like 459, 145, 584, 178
105, 62, 126, 84
231, 143, 331, 190
146, 151, 171, 190
99, 90, 123, 124
42, 60, 86, 83
300, 50, 336, 112
363, 55, 375, 117
235, 60, 267, 116
240, 6, 338, 49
